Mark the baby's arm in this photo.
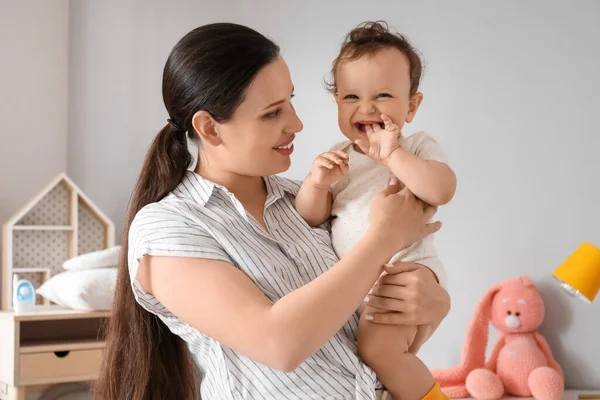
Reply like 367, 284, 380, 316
386, 147, 456, 206
295, 150, 349, 227
295, 180, 333, 227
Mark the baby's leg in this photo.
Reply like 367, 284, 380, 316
358, 305, 435, 400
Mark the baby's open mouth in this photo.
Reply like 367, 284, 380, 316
354, 121, 384, 133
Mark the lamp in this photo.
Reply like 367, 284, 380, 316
552, 242, 600, 399
553, 242, 600, 303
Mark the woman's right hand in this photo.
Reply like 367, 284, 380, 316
369, 178, 441, 255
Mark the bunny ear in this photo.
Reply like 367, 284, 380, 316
518, 275, 535, 288
456, 281, 504, 372
433, 280, 504, 387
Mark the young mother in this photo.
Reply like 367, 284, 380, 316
96, 23, 450, 400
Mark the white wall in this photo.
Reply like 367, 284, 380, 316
68, 0, 600, 389
0, 0, 69, 304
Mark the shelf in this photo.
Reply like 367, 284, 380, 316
13, 225, 74, 231
20, 338, 106, 354
12, 267, 50, 273
0, 306, 110, 322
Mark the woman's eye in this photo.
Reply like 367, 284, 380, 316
264, 109, 281, 119
264, 94, 294, 119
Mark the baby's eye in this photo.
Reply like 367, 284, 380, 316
344, 94, 358, 100
376, 93, 392, 99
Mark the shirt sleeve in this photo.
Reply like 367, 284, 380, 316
127, 202, 234, 317
402, 132, 449, 164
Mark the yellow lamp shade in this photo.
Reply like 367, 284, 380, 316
553, 242, 600, 303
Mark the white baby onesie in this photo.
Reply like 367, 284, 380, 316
330, 131, 448, 288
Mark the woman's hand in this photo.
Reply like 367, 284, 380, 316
369, 182, 441, 256
363, 262, 451, 352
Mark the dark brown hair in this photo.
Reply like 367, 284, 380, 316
326, 21, 424, 95
94, 23, 279, 400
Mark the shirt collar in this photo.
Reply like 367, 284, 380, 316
266, 175, 301, 200
176, 171, 215, 206
176, 171, 298, 207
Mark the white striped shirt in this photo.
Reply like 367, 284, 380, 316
128, 171, 381, 400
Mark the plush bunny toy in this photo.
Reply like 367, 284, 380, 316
432, 276, 564, 400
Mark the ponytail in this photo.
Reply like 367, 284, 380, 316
94, 125, 197, 400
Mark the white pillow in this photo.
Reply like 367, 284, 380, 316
37, 268, 117, 310
63, 246, 121, 271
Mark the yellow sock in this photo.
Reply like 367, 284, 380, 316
421, 382, 449, 400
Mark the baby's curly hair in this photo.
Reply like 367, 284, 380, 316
326, 21, 424, 95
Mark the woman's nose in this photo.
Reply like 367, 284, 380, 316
288, 108, 304, 133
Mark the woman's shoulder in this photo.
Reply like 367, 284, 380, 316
132, 172, 209, 226
129, 196, 200, 244
133, 198, 189, 224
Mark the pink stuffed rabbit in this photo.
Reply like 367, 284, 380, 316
432, 276, 564, 400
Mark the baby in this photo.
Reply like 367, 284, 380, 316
295, 22, 456, 400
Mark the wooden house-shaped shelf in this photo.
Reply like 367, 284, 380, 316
2, 173, 115, 310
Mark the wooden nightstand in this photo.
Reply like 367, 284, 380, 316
0, 307, 108, 400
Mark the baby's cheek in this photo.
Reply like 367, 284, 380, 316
379, 103, 409, 125
337, 110, 354, 132
337, 105, 352, 119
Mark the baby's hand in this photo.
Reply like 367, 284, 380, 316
310, 150, 349, 189
354, 114, 401, 165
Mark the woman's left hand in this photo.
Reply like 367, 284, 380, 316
364, 262, 451, 352
365, 262, 450, 325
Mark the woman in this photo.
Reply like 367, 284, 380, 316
96, 23, 450, 400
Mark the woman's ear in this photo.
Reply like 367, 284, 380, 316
192, 110, 222, 146
405, 92, 424, 123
